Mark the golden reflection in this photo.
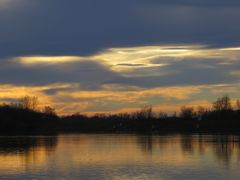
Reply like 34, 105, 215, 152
0, 135, 240, 176
0, 136, 57, 175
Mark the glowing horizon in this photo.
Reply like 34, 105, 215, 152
0, 44, 240, 115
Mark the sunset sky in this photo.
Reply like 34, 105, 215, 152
1, 0, 240, 115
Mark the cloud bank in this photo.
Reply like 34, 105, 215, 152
1, 1, 240, 114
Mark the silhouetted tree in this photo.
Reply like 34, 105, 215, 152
197, 106, 207, 120
43, 106, 56, 116
236, 100, 240, 110
213, 96, 232, 111
137, 105, 153, 119
158, 112, 168, 119
180, 106, 195, 119
18, 96, 39, 110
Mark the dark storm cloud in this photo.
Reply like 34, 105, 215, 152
0, 0, 240, 58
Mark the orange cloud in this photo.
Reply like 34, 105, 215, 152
0, 83, 239, 115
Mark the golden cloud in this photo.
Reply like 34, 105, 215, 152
16, 44, 240, 74
1, 82, 239, 115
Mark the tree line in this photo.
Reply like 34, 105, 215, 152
0, 95, 240, 134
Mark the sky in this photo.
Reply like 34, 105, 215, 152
0, 0, 240, 115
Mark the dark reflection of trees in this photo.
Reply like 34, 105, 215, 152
180, 135, 194, 154
0, 136, 58, 154
135, 134, 240, 166
136, 135, 173, 154
211, 135, 236, 165
197, 135, 206, 155
181, 135, 240, 166
137, 136, 153, 153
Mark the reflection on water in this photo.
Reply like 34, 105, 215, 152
0, 134, 240, 179
0, 136, 58, 178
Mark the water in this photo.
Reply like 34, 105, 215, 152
0, 134, 240, 180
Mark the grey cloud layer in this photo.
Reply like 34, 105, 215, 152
0, 59, 119, 89
116, 59, 238, 88
1, 0, 240, 58
0, 56, 239, 90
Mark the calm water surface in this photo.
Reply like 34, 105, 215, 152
0, 134, 240, 180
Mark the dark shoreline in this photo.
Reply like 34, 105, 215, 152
1, 129, 240, 136
1, 96, 240, 136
